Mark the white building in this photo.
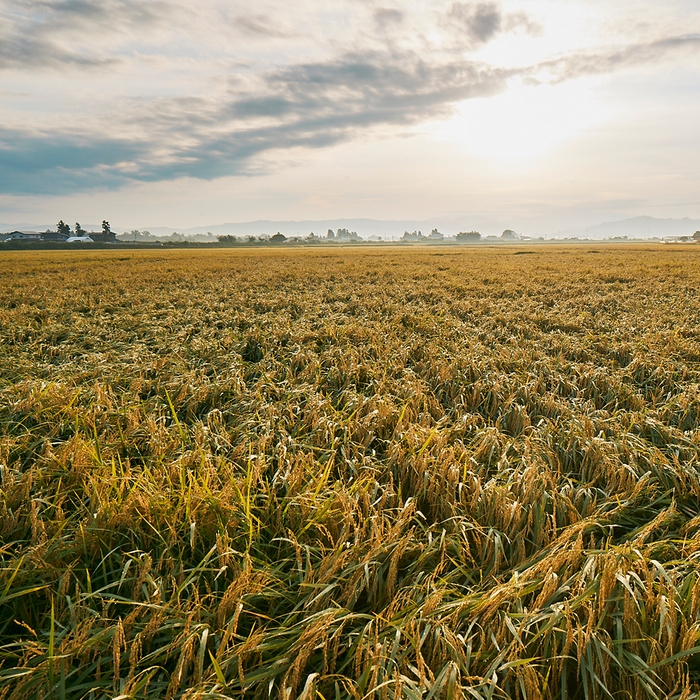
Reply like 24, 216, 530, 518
2, 231, 42, 242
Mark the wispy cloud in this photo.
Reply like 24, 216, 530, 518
0, 0, 171, 69
231, 13, 295, 39
535, 33, 700, 83
442, 2, 542, 47
374, 8, 405, 31
447, 2, 503, 44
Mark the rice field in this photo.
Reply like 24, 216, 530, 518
1, 245, 700, 699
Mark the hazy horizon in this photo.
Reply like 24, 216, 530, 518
1, 1, 699, 232
4, 214, 700, 241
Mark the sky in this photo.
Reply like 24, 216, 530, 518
1, 0, 699, 234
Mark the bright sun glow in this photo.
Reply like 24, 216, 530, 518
426, 78, 611, 163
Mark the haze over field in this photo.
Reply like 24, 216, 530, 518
1, 0, 699, 234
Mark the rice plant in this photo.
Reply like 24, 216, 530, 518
0, 246, 699, 699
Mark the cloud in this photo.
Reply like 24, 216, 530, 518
374, 8, 405, 30
0, 128, 148, 194
1, 19, 699, 196
32, 0, 166, 28
536, 33, 700, 83
231, 13, 295, 39
447, 2, 502, 44
503, 11, 543, 38
131, 33, 700, 186
444, 2, 542, 47
0, 0, 170, 69
0, 49, 512, 194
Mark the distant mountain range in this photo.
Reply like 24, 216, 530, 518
560, 216, 700, 240
2, 216, 699, 240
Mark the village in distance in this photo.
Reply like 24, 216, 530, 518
4, 219, 700, 248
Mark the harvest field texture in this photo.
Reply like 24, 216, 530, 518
2, 246, 700, 700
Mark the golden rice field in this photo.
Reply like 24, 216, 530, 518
1, 245, 700, 700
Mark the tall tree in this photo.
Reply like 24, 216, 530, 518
57, 220, 70, 236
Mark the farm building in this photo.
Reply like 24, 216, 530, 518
41, 230, 70, 242
88, 230, 117, 243
2, 231, 42, 242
